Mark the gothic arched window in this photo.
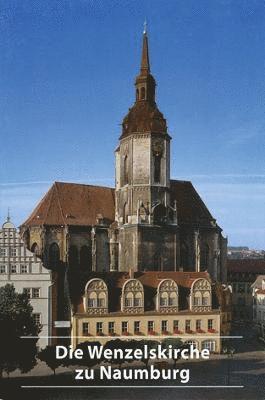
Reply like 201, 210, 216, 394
180, 242, 189, 268
80, 245, 92, 271
140, 87, 145, 100
136, 88, 139, 100
124, 155, 128, 185
153, 204, 166, 225
154, 154, 161, 183
31, 242, 39, 256
49, 243, 60, 269
123, 202, 128, 224
69, 245, 78, 268
200, 243, 209, 271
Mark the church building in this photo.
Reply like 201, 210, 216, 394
20, 29, 227, 324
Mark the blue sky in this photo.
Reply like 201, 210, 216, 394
0, 0, 264, 248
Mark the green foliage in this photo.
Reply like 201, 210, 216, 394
137, 339, 159, 367
63, 341, 102, 368
38, 345, 62, 375
0, 284, 40, 377
162, 337, 183, 367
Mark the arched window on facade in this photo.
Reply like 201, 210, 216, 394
69, 245, 78, 268
140, 87, 145, 100
180, 242, 189, 268
124, 155, 128, 185
80, 245, 92, 271
154, 154, 161, 183
153, 204, 166, 225
184, 340, 198, 350
153, 247, 162, 271
123, 202, 128, 224
136, 88, 139, 100
49, 243, 60, 269
202, 340, 216, 352
31, 242, 40, 256
84, 278, 108, 313
200, 243, 209, 271
122, 279, 144, 312
191, 278, 212, 311
157, 279, 178, 311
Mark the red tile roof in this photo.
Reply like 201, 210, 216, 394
22, 179, 216, 229
21, 182, 115, 227
170, 180, 215, 227
227, 259, 265, 273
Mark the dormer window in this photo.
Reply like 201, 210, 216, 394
191, 278, 212, 311
84, 278, 108, 314
157, 279, 178, 312
122, 279, 144, 313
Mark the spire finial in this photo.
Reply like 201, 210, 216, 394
7, 208, 10, 222
143, 19, 147, 34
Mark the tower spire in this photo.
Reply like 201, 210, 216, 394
140, 21, 150, 75
7, 207, 10, 222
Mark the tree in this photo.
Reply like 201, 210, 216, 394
63, 341, 102, 369
162, 338, 183, 367
103, 339, 131, 368
0, 284, 40, 378
137, 339, 159, 367
38, 345, 62, 376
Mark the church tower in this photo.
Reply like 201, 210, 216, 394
114, 26, 178, 272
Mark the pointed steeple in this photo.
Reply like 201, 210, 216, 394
135, 23, 156, 104
120, 24, 167, 139
140, 22, 150, 75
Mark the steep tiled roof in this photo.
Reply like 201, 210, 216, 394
21, 182, 115, 227
227, 259, 265, 273
170, 180, 215, 227
22, 179, 216, 229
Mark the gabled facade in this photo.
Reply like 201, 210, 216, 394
0, 217, 53, 348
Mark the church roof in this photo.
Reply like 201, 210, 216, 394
21, 181, 115, 227
170, 180, 216, 227
21, 179, 216, 228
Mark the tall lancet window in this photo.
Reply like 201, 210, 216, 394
154, 154, 161, 183
153, 142, 163, 184
124, 155, 128, 185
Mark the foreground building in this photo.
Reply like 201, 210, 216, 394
72, 271, 231, 352
252, 275, 265, 340
0, 216, 52, 348
227, 259, 265, 321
